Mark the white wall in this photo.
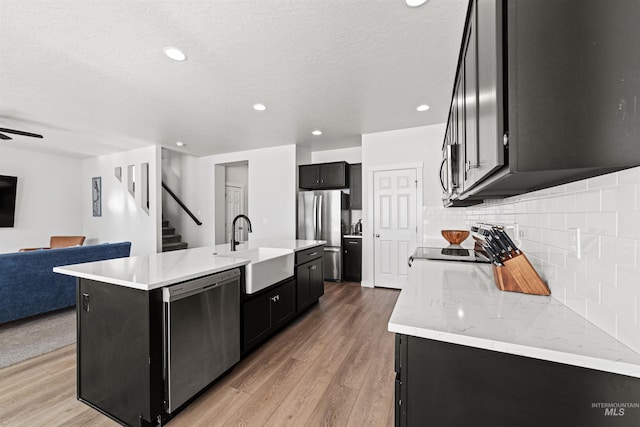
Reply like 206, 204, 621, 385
166, 145, 298, 248
361, 124, 447, 287
0, 146, 83, 253
462, 167, 640, 354
82, 146, 161, 256
311, 146, 362, 164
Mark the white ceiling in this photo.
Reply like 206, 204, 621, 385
0, 0, 467, 158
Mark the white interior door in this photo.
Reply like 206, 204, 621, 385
225, 185, 245, 243
373, 169, 417, 289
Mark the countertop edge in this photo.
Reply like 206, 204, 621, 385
388, 321, 640, 379
54, 259, 250, 291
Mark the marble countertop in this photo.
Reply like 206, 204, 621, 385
388, 258, 640, 378
54, 239, 325, 291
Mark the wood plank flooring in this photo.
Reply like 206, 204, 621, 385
0, 281, 399, 427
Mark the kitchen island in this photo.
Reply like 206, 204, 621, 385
389, 258, 640, 427
54, 239, 325, 427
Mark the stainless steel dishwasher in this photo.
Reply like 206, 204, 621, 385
162, 268, 241, 413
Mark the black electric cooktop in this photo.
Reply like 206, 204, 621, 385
411, 246, 490, 263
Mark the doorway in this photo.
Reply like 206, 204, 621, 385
372, 168, 419, 289
214, 161, 249, 245
225, 184, 246, 243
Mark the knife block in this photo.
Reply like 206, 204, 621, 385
491, 253, 551, 296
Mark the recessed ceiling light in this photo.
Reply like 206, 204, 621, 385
416, 104, 430, 112
253, 103, 267, 111
312, 130, 322, 136
406, 0, 429, 7
175, 141, 185, 147
163, 47, 187, 61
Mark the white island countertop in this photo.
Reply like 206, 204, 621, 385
54, 239, 325, 291
388, 258, 640, 379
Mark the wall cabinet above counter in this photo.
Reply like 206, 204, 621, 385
298, 161, 361, 209
299, 161, 349, 189
442, 0, 640, 207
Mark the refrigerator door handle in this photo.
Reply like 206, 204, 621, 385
312, 195, 318, 240
317, 195, 323, 240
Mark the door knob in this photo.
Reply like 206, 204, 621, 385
375, 234, 380, 238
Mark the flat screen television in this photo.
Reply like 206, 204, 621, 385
0, 175, 18, 227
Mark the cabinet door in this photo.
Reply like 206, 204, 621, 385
349, 163, 362, 209
462, 0, 478, 191
299, 165, 320, 189
78, 279, 162, 426
243, 292, 272, 351
475, 0, 504, 180
270, 279, 296, 328
343, 239, 362, 282
309, 258, 324, 300
319, 162, 347, 188
296, 263, 311, 311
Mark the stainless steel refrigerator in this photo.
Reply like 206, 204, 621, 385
298, 190, 350, 281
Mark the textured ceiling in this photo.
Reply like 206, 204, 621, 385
0, 0, 467, 158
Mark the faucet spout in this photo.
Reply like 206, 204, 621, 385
231, 214, 252, 251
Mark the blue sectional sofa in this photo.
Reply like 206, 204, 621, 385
0, 241, 131, 324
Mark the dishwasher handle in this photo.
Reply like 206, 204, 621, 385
163, 268, 241, 302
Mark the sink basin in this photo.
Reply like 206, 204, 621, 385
219, 247, 294, 294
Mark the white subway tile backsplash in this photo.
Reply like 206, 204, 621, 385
587, 172, 618, 189
575, 190, 600, 212
601, 237, 635, 268
423, 168, 640, 354
565, 290, 587, 318
566, 212, 587, 230
566, 255, 588, 276
616, 265, 640, 294
581, 234, 600, 259
617, 321, 640, 354
549, 213, 565, 230
566, 179, 588, 193
586, 300, 617, 337
618, 211, 640, 240
586, 212, 617, 236
575, 273, 601, 303
601, 184, 636, 212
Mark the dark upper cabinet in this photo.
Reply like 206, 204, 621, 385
299, 162, 349, 189
445, 0, 640, 203
349, 163, 362, 209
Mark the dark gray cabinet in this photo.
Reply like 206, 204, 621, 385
343, 237, 361, 282
242, 277, 296, 354
445, 0, 640, 203
395, 334, 640, 427
295, 245, 324, 312
299, 162, 349, 189
349, 163, 362, 209
77, 279, 164, 427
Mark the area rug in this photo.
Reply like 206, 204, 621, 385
0, 308, 76, 368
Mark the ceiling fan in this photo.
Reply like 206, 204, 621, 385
0, 127, 43, 140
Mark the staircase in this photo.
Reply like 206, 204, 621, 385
162, 219, 189, 252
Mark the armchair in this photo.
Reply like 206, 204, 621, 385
19, 235, 86, 252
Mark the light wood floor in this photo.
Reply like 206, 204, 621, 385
0, 281, 399, 427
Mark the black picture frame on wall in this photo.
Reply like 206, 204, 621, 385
92, 176, 101, 217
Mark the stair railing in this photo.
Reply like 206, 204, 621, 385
161, 181, 203, 226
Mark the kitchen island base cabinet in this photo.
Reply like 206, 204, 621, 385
395, 335, 640, 427
295, 246, 324, 312
77, 278, 164, 427
242, 277, 296, 354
